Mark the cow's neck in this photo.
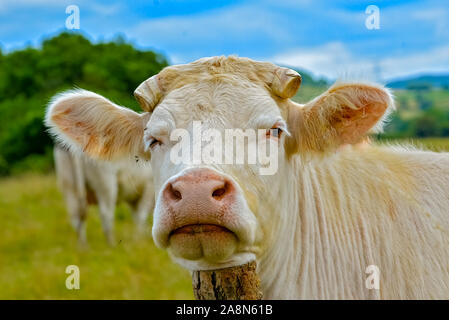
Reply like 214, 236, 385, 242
259, 145, 417, 299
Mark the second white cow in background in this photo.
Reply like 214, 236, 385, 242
54, 146, 154, 245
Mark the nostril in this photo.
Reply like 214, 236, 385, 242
173, 189, 182, 200
212, 182, 229, 200
212, 187, 226, 198
168, 183, 182, 201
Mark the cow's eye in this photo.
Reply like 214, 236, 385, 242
148, 137, 162, 149
266, 127, 283, 140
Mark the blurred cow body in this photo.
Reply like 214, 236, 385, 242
54, 146, 154, 245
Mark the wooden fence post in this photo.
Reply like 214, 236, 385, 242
192, 260, 263, 300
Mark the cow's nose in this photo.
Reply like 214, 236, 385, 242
163, 169, 234, 208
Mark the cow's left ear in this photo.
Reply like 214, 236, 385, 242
286, 83, 394, 154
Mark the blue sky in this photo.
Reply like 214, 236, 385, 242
0, 0, 448, 81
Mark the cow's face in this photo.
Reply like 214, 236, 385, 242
145, 78, 292, 270
46, 56, 393, 271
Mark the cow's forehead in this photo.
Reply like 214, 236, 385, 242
151, 77, 282, 130
156, 56, 278, 94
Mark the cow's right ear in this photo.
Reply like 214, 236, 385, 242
285, 83, 394, 155
45, 89, 150, 161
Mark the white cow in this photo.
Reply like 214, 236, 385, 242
46, 56, 449, 299
54, 146, 154, 245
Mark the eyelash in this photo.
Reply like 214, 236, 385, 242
266, 127, 283, 139
149, 137, 162, 149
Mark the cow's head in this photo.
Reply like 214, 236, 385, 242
46, 56, 393, 270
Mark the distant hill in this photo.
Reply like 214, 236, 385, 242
293, 69, 329, 87
387, 74, 449, 90
286, 68, 330, 103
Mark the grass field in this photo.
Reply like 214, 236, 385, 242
377, 137, 449, 152
0, 174, 193, 299
0, 138, 448, 299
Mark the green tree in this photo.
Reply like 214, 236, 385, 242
0, 32, 168, 176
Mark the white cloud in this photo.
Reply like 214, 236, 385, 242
272, 42, 375, 81
380, 45, 449, 79
128, 4, 292, 51
272, 42, 449, 81
411, 7, 449, 39
0, 0, 71, 12
87, 3, 122, 16
0, 0, 121, 15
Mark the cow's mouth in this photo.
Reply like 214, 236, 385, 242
170, 224, 232, 236
168, 223, 238, 262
